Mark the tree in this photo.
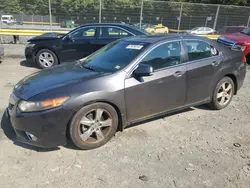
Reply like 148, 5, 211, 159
0, 0, 22, 13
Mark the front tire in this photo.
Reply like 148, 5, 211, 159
210, 77, 234, 110
36, 49, 58, 69
69, 103, 118, 150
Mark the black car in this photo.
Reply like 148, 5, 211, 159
25, 23, 147, 69
8, 35, 246, 150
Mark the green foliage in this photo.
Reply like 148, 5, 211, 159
0, 0, 22, 13
0, 0, 249, 15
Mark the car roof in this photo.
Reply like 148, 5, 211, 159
77, 23, 147, 35
1, 15, 13, 17
79, 23, 133, 27
120, 34, 210, 44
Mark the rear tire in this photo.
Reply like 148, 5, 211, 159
69, 102, 118, 150
36, 49, 58, 69
246, 55, 250, 65
210, 77, 234, 110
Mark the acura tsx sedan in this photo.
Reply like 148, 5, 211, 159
7, 35, 246, 150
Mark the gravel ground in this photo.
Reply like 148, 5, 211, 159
0, 45, 250, 188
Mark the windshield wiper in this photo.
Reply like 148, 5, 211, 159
83, 65, 102, 73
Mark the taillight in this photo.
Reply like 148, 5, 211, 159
242, 56, 246, 63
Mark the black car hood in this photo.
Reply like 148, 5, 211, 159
14, 62, 103, 100
28, 35, 62, 42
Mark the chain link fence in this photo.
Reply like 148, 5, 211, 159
0, 0, 250, 32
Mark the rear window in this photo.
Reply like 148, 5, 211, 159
80, 41, 149, 72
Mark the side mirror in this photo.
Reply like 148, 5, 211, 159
64, 35, 73, 41
133, 64, 153, 77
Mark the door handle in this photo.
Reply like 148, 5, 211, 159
212, 61, 221, 67
173, 71, 185, 78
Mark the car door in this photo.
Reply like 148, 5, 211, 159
197, 27, 204, 35
204, 27, 212, 34
93, 26, 133, 50
184, 39, 224, 105
60, 26, 98, 62
125, 40, 187, 123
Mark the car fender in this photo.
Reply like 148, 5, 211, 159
33, 46, 60, 63
65, 90, 127, 131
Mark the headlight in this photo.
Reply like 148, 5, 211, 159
26, 43, 35, 48
18, 96, 69, 112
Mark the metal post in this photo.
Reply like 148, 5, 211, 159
32, 15, 34, 28
205, 18, 208, 27
49, 0, 52, 31
177, 3, 183, 34
247, 15, 250, 27
99, 0, 102, 23
213, 5, 220, 30
189, 15, 192, 29
139, 0, 143, 29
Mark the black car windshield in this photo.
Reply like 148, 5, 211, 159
80, 40, 149, 72
240, 28, 250, 35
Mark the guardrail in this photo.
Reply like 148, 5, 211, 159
0, 29, 220, 40
0, 29, 68, 36
23, 21, 60, 25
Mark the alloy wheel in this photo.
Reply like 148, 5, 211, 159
79, 108, 113, 143
216, 81, 233, 106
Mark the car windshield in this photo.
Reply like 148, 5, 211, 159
80, 40, 149, 73
240, 28, 250, 35
191, 27, 199, 31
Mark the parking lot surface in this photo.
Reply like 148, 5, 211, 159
0, 44, 250, 188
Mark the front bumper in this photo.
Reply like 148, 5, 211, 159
25, 47, 35, 63
8, 104, 73, 148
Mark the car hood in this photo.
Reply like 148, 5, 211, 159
221, 32, 250, 42
28, 35, 62, 42
14, 62, 104, 100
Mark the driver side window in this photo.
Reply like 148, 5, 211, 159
140, 41, 182, 70
70, 27, 96, 39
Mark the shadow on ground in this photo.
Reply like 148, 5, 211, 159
20, 60, 38, 68
194, 104, 213, 111
0, 109, 59, 152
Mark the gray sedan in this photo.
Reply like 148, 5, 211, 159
7, 35, 246, 150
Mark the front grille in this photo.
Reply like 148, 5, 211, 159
217, 37, 236, 47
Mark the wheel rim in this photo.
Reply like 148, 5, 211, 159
217, 81, 233, 106
39, 52, 54, 67
78, 108, 113, 143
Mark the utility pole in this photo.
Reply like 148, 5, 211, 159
49, 0, 52, 31
99, 0, 102, 23
247, 15, 250, 27
213, 5, 220, 30
177, 3, 183, 34
139, 0, 143, 29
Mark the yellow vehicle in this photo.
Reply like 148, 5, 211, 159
145, 24, 169, 34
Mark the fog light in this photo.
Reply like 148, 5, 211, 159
25, 132, 37, 141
